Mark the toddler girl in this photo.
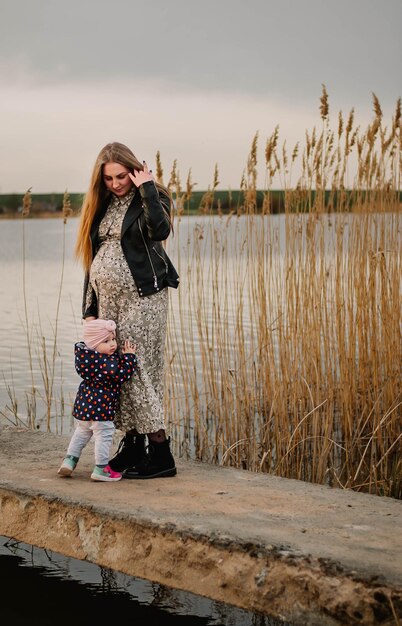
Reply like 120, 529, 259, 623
58, 319, 137, 482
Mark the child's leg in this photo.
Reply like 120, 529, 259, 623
90, 421, 122, 482
66, 420, 93, 458
58, 420, 93, 477
91, 421, 115, 466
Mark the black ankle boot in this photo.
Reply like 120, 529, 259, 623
123, 437, 177, 479
109, 433, 146, 472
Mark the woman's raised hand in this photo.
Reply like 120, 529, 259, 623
129, 161, 155, 187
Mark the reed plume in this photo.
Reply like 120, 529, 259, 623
22, 187, 32, 217
62, 189, 72, 224
155, 150, 164, 185
320, 83, 329, 121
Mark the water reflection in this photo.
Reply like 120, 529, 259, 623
0, 536, 288, 625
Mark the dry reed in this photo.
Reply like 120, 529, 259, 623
38, 190, 71, 431
3, 190, 73, 433
21, 187, 37, 427
165, 89, 401, 498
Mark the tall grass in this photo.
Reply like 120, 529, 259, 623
37, 191, 73, 432
165, 88, 401, 498
21, 188, 37, 427
1, 191, 74, 433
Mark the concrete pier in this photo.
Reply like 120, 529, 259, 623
0, 424, 401, 625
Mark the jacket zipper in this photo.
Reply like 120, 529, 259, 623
152, 246, 168, 273
138, 221, 158, 289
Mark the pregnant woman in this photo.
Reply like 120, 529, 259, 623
75, 141, 179, 479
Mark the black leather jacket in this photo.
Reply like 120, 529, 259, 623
82, 181, 179, 318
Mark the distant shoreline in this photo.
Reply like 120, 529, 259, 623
0, 212, 80, 220
0, 190, 286, 216
1, 191, 401, 219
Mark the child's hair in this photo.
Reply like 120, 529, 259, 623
83, 319, 116, 350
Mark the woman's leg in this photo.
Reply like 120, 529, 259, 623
123, 429, 176, 479
115, 289, 167, 431
148, 429, 166, 442
108, 429, 146, 472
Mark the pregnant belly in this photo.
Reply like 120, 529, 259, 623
90, 243, 135, 296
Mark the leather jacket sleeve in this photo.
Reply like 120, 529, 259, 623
139, 181, 171, 241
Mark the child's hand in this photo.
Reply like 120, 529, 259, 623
122, 340, 136, 354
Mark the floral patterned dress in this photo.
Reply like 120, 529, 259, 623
89, 189, 168, 434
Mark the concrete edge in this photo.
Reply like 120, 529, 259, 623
1, 486, 401, 626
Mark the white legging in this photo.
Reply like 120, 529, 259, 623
66, 419, 115, 466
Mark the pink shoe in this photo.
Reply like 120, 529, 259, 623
91, 464, 122, 482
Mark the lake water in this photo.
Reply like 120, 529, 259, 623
0, 214, 287, 431
0, 211, 398, 436
0, 536, 284, 625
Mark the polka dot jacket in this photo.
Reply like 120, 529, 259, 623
72, 342, 138, 421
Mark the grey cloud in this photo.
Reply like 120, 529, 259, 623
0, 0, 401, 106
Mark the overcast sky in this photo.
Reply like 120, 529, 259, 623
0, 0, 401, 193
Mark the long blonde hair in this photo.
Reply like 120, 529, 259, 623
75, 142, 172, 271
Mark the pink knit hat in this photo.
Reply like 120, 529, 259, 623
83, 319, 116, 350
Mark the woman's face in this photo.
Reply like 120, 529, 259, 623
103, 161, 134, 197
